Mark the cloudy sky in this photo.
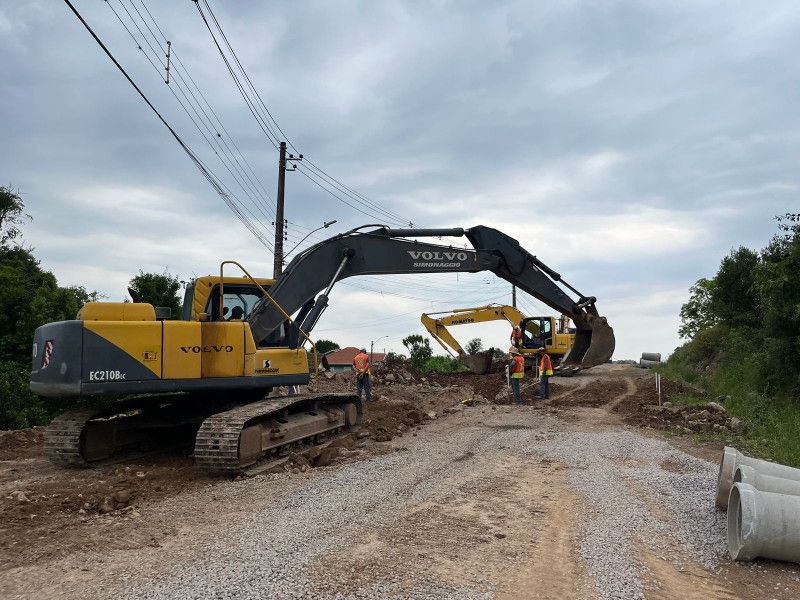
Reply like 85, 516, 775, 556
2, 1, 798, 359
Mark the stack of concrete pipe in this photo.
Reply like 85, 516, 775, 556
639, 352, 661, 368
716, 446, 800, 563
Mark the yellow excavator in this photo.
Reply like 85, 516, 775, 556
31, 226, 615, 473
420, 304, 575, 373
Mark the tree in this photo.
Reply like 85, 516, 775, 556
0, 186, 29, 245
679, 278, 717, 339
710, 247, 760, 327
465, 338, 484, 354
402, 334, 432, 371
129, 270, 181, 317
314, 339, 340, 354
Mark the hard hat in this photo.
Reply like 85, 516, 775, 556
538, 346, 546, 351
509, 346, 520, 355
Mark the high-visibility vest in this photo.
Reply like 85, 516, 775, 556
511, 328, 523, 344
539, 353, 553, 376
353, 352, 370, 375
511, 355, 525, 379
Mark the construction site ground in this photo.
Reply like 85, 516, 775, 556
2, 364, 800, 599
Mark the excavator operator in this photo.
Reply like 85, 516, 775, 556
353, 348, 372, 402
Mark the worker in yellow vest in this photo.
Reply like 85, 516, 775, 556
508, 346, 525, 404
537, 346, 553, 399
352, 348, 372, 402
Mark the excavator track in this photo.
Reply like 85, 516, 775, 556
194, 393, 362, 475
44, 408, 101, 467
43, 395, 223, 468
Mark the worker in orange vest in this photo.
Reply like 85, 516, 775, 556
352, 348, 372, 402
510, 325, 524, 349
508, 346, 525, 404
537, 346, 553, 399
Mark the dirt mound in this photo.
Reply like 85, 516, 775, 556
551, 378, 629, 407
615, 377, 740, 434
363, 399, 426, 442
0, 427, 44, 460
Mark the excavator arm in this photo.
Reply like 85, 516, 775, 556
247, 225, 615, 369
421, 305, 529, 356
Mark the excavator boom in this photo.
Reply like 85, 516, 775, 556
248, 225, 614, 370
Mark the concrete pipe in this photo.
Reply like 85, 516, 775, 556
639, 359, 660, 369
727, 482, 800, 563
716, 446, 800, 509
641, 352, 662, 362
735, 465, 800, 497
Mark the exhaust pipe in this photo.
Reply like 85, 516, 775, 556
728, 482, 800, 563
716, 446, 800, 509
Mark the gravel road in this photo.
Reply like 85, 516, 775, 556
4, 368, 800, 599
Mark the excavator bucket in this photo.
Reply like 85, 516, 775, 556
559, 315, 615, 373
459, 349, 494, 375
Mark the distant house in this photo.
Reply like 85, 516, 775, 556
321, 346, 386, 372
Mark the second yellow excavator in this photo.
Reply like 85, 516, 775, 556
421, 304, 576, 373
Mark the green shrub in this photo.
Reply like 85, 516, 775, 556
0, 361, 47, 429
422, 355, 463, 373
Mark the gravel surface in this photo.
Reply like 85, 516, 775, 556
532, 429, 726, 599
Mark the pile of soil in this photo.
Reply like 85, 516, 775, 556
551, 378, 629, 407
0, 427, 43, 460
363, 399, 426, 442
615, 378, 741, 434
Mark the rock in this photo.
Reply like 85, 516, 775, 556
313, 447, 340, 467
10, 490, 30, 503
303, 446, 323, 463
712, 423, 724, 432
426, 411, 437, 420
493, 532, 507, 539
113, 490, 132, 506
385, 373, 396, 382
444, 405, 464, 414
662, 401, 673, 407
729, 417, 746, 434
324, 371, 336, 380
694, 410, 711, 420
421, 377, 427, 383
99, 498, 114, 514
135, 471, 146, 478
707, 402, 727, 414
357, 431, 370, 439
327, 435, 356, 450
288, 452, 312, 468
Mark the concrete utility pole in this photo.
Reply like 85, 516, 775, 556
273, 142, 302, 278
512, 285, 517, 308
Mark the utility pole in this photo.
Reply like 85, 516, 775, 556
273, 142, 302, 278
512, 285, 517, 308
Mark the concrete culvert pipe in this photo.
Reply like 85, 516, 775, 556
727, 482, 800, 563
639, 359, 660, 369
640, 352, 661, 362
716, 446, 800, 509
735, 465, 800, 497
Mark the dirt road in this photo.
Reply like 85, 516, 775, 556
2, 365, 799, 599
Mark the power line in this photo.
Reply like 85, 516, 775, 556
194, 0, 414, 227
108, 0, 279, 241
64, 0, 274, 253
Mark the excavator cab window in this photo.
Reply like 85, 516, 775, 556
520, 317, 553, 349
206, 285, 264, 321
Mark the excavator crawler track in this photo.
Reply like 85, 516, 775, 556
44, 408, 101, 467
194, 393, 362, 475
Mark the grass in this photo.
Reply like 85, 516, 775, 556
656, 374, 800, 468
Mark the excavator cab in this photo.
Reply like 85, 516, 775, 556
520, 317, 552, 349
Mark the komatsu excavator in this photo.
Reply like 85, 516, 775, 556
31, 225, 615, 473
420, 304, 576, 374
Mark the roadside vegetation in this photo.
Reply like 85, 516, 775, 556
663, 213, 800, 465
0, 187, 182, 429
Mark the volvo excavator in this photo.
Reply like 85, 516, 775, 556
31, 225, 615, 474
421, 305, 576, 374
